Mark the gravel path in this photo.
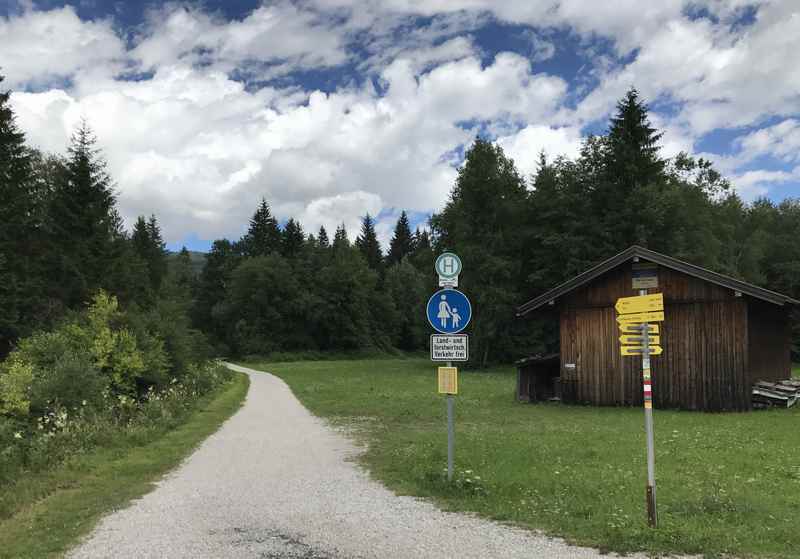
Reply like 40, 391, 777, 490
68, 363, 660, 559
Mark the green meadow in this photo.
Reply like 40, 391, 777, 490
243, 357, 800, 559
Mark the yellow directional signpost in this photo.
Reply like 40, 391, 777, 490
615, 293, 664, 314
620, 345, 663, 356
619, 323, 659, 335
616, 289, 665, 528
620, 334, 661, 346
616, 310, 665, 324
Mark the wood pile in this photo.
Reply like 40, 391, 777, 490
752, 380, 800, 408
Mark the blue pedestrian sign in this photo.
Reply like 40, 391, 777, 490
427, 289, 472, 334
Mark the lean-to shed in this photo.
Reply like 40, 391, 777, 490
516, 246, 798, 411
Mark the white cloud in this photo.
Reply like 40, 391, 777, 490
11, 52, 567, 245
131, 2, 349, 79
496, 125, 582, 178
6, 0, 800, 247
731, 167, 800, 200
736, 119, 800, 163
0, 6, 125, 88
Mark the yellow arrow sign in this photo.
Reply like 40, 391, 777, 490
620, 335, 661, 345
619, 323, 659, 334
615, 293, 664, 315
616, 310, 665, 324
621, 345, 663, 356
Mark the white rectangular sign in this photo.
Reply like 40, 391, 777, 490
438, 275, 458, 288
431, 334, 469, 361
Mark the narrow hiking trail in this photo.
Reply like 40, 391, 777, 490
68, 363, 664, 559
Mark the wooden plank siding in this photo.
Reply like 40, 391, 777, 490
558, 261, 755, 411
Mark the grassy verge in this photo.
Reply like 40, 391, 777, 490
0, 372, 249, 559
242, 358, 799, 559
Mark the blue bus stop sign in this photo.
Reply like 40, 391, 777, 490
427, 289, 472, 334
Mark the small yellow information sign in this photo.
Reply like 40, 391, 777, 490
438, 366, 458, 395
616, 310, 665, 324
615, 293, 664, 315
619, 323, 659, 334
620, 334, 661, 345
621, 345, 663, 356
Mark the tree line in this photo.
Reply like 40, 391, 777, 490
0, 74, 207, 367
2, 72, 799, 366
191, 89, 800, 364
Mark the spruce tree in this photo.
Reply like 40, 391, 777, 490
332, 223, 349, 254
48, 120, 116, 307
606, 88, 665, 190
241, 198, 281, 256
431, 137, 527, 365
317, 226, 330, 249
595, 88, 667, 249
281, 218, 305, 258
387, 211, 414, 266
146, 214, 168, 290
355, 214, 383, 271
0, 74, 35, 353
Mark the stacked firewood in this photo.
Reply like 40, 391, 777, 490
752, 379, 800, 408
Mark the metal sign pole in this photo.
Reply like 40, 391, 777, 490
447, 360, 454, 481
640, 288, 657, 527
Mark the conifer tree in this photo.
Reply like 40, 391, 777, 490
332, 223, 349, 254
595, 88, 666, 249
387, 211, 414, 266
241, 198, 281, 256
282, 218, 305, 258
192, 239, 241, 345
131, 214, 168, 293
0, 74, 36, 353
146, 215, 167, 289
355, 214, 383, 271
48, 120, 116, 307
317, 226, 330, 249
431, 137, 527, 365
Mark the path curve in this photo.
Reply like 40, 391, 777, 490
69, 363, 654, 559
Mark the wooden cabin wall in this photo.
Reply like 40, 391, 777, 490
559, 263, 752, 411
748, 300, 791, 384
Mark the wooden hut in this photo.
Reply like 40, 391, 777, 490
516, 246, 798, 411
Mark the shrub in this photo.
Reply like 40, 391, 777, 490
0, 357, 33, 416
29, 353, 107, 413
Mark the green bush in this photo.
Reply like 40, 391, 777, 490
0, 288, 230, 489
29, 353, 107, 414
0, 356, 33, 416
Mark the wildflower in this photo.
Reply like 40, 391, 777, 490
14, 432, 23, 439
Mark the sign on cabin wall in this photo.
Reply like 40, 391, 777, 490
632, 262, 659, 289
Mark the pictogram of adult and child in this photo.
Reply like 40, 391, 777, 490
436, 294, 462, 329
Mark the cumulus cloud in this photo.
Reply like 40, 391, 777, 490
5, 0, 799, 248
131, 2, 349, 80
496, 125, 582, 179
736, 119, 800, 164
0, 5, 125, 88
731, 167, 800, 200
11, 52, 566, 245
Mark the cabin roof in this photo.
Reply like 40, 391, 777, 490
517, 245, 799, 317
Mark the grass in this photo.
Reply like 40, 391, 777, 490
242, 357, 800, 559
0, 372, 249, 559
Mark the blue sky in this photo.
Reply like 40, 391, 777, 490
2, 1, 799, 251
